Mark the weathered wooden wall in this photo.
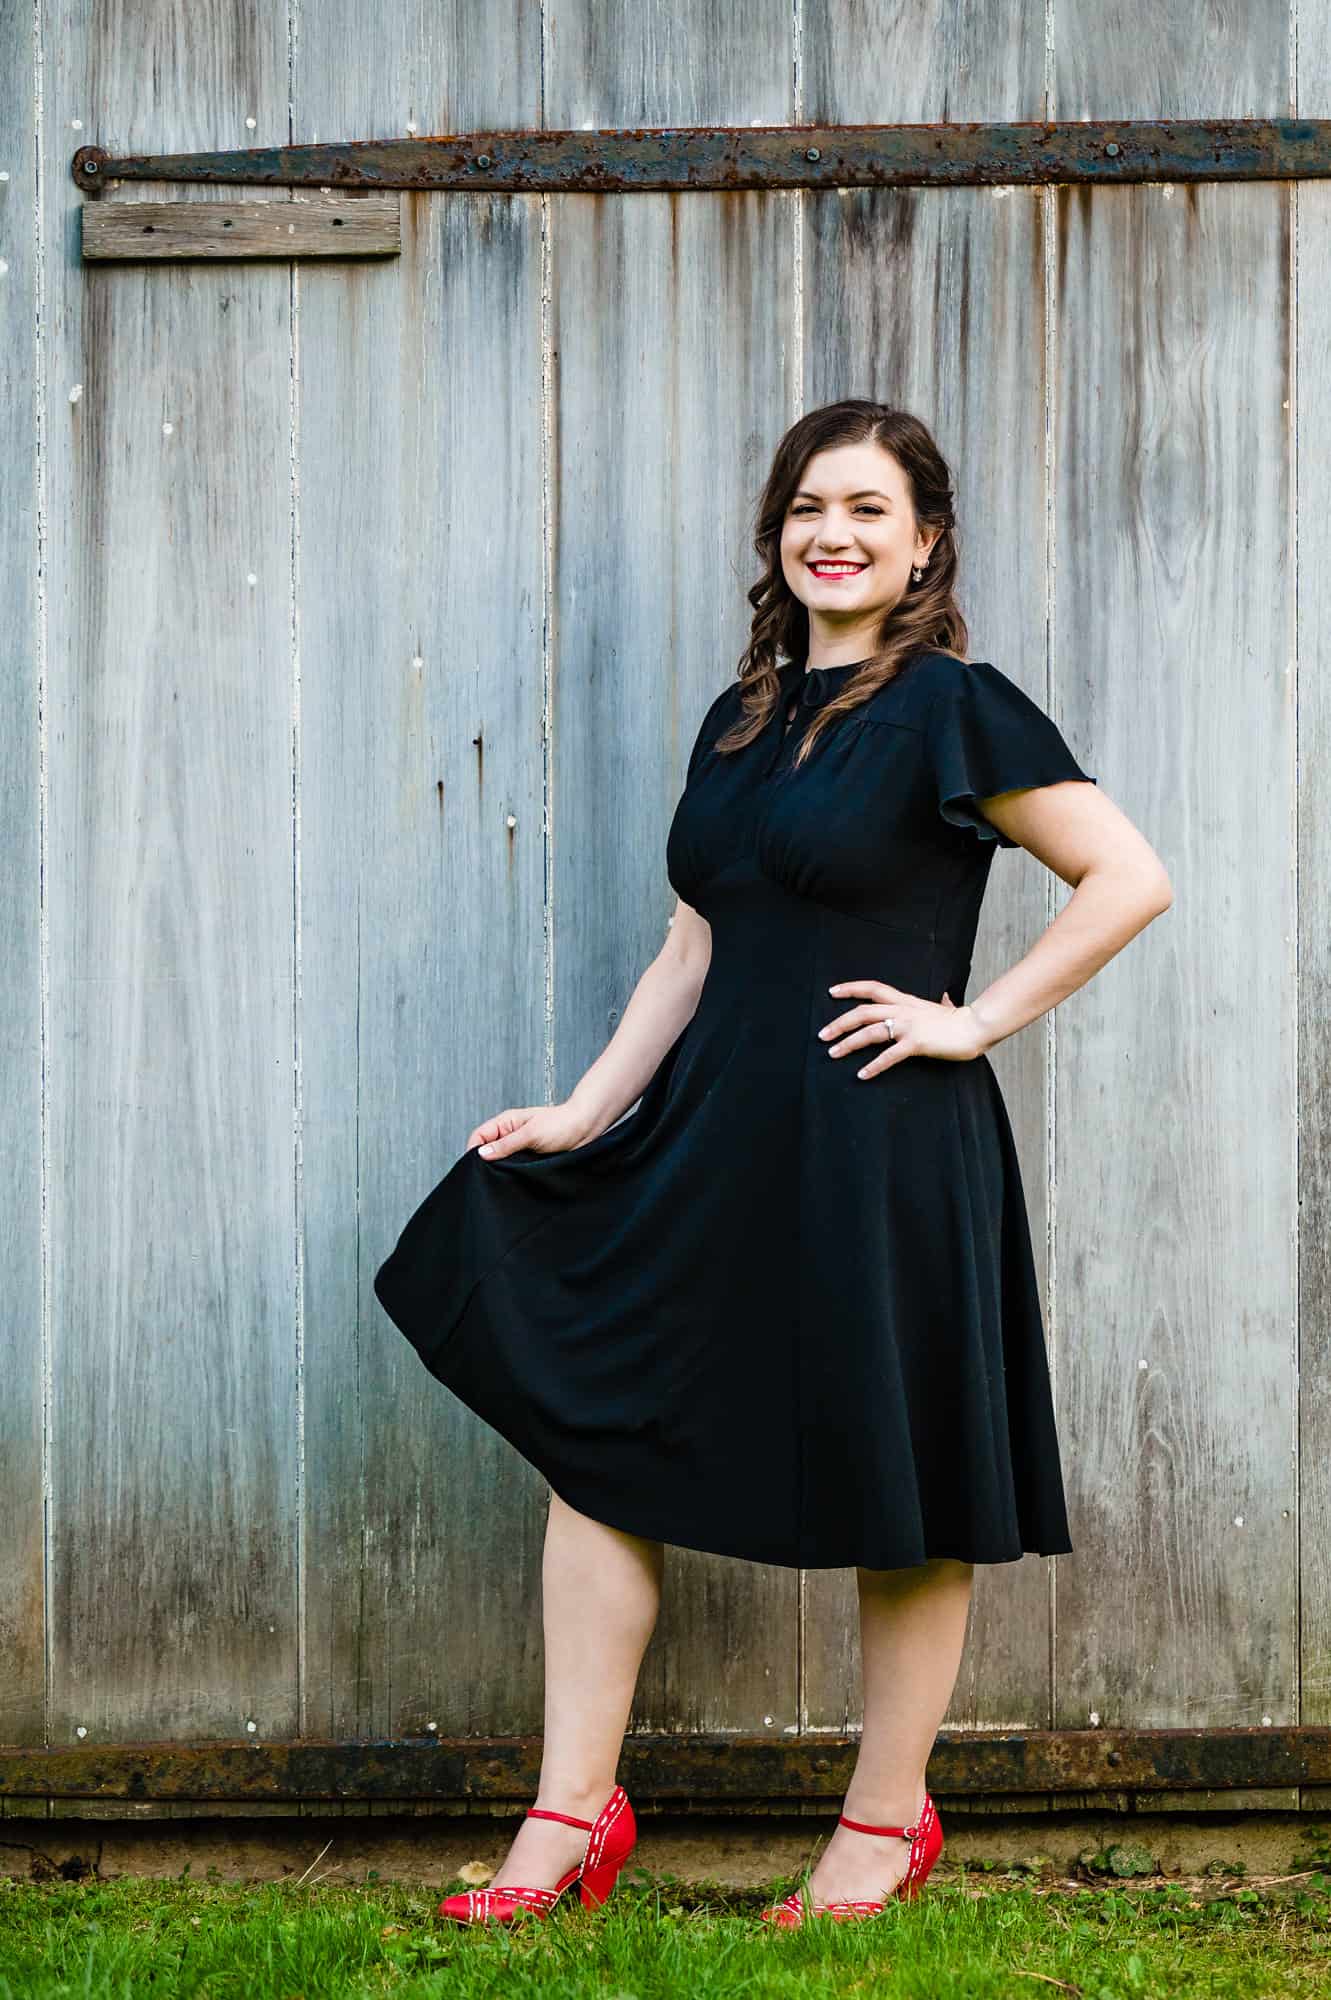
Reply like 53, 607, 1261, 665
2, 0, 1325, 1802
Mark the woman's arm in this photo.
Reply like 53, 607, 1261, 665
963, 778, 1173, 1053
564, 897, 713, 1138
821, 779, 1172, 1079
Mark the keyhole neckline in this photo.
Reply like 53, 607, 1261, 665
776, 656, 875, 755
791, 668, 875, 684
785, 655, 874, 709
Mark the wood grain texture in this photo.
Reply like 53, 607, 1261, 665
800, 0, 1062, 1741
1055, 0, 1295, 1813
43, 1, 299, 1739
1052, 6, 1296, 1783
81, 194, 401, 260
1052, 178, 1296, 1729
295, 6, 550, 1738
546, 1, 799, 1736
1298, 9, 1331, 1744
0, 0, 46, 1752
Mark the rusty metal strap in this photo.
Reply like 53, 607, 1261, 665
72, 119, 1331, 196
4, 1727, 1331, 1802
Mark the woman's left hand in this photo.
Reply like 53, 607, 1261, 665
819, 981, 989, 1076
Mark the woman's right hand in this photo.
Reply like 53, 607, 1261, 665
467, 1101, 598, 1161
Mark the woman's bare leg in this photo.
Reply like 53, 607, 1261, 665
487, 1489, 664, 1890
805, 1557, 973, 1908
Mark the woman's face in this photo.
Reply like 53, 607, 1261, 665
779, 440, 938, 660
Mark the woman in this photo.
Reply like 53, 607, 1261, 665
374, 400, 1173, 1927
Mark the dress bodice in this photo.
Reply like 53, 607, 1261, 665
666, 650, 1096, 972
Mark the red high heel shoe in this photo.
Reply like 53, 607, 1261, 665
759, 1792, 943, 1927
436, 1783, 636, 1924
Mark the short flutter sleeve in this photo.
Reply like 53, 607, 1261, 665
924, 659, 1095, 848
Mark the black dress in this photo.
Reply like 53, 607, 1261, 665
373, 648, 1097, 1569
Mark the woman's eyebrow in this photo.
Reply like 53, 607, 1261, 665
793, 488, 891, 501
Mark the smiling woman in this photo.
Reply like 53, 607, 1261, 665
373, 398, 1171, 1928
705, 406, 965, 774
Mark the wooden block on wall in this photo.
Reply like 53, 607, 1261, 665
80, 193, 400, 261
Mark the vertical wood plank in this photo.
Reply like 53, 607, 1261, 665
547, 5, 800, 1735
1054, 3, 1296, 1727
0, 0, 45, 1749
801, 5, 1061, 1739
1297, 5, 1331, 1735
43, 3, 299, 1737
296, 17, 551, 1734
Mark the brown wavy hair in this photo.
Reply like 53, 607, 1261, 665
715, 401, 970, 770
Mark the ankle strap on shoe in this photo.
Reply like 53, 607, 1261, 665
838, 1811, 918, 1838
526, 1805, 595, 1830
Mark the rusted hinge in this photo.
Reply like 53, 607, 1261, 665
72, 118, 1331, 197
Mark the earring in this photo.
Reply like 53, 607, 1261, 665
911, 562, 926, 584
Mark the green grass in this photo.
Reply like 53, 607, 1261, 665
1, 1857, 1329, 1999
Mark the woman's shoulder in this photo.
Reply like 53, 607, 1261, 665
683, 673, 752, 777
859, 648, 987, 731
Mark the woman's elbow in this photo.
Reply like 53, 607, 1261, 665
1147, 864, 1174, 914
